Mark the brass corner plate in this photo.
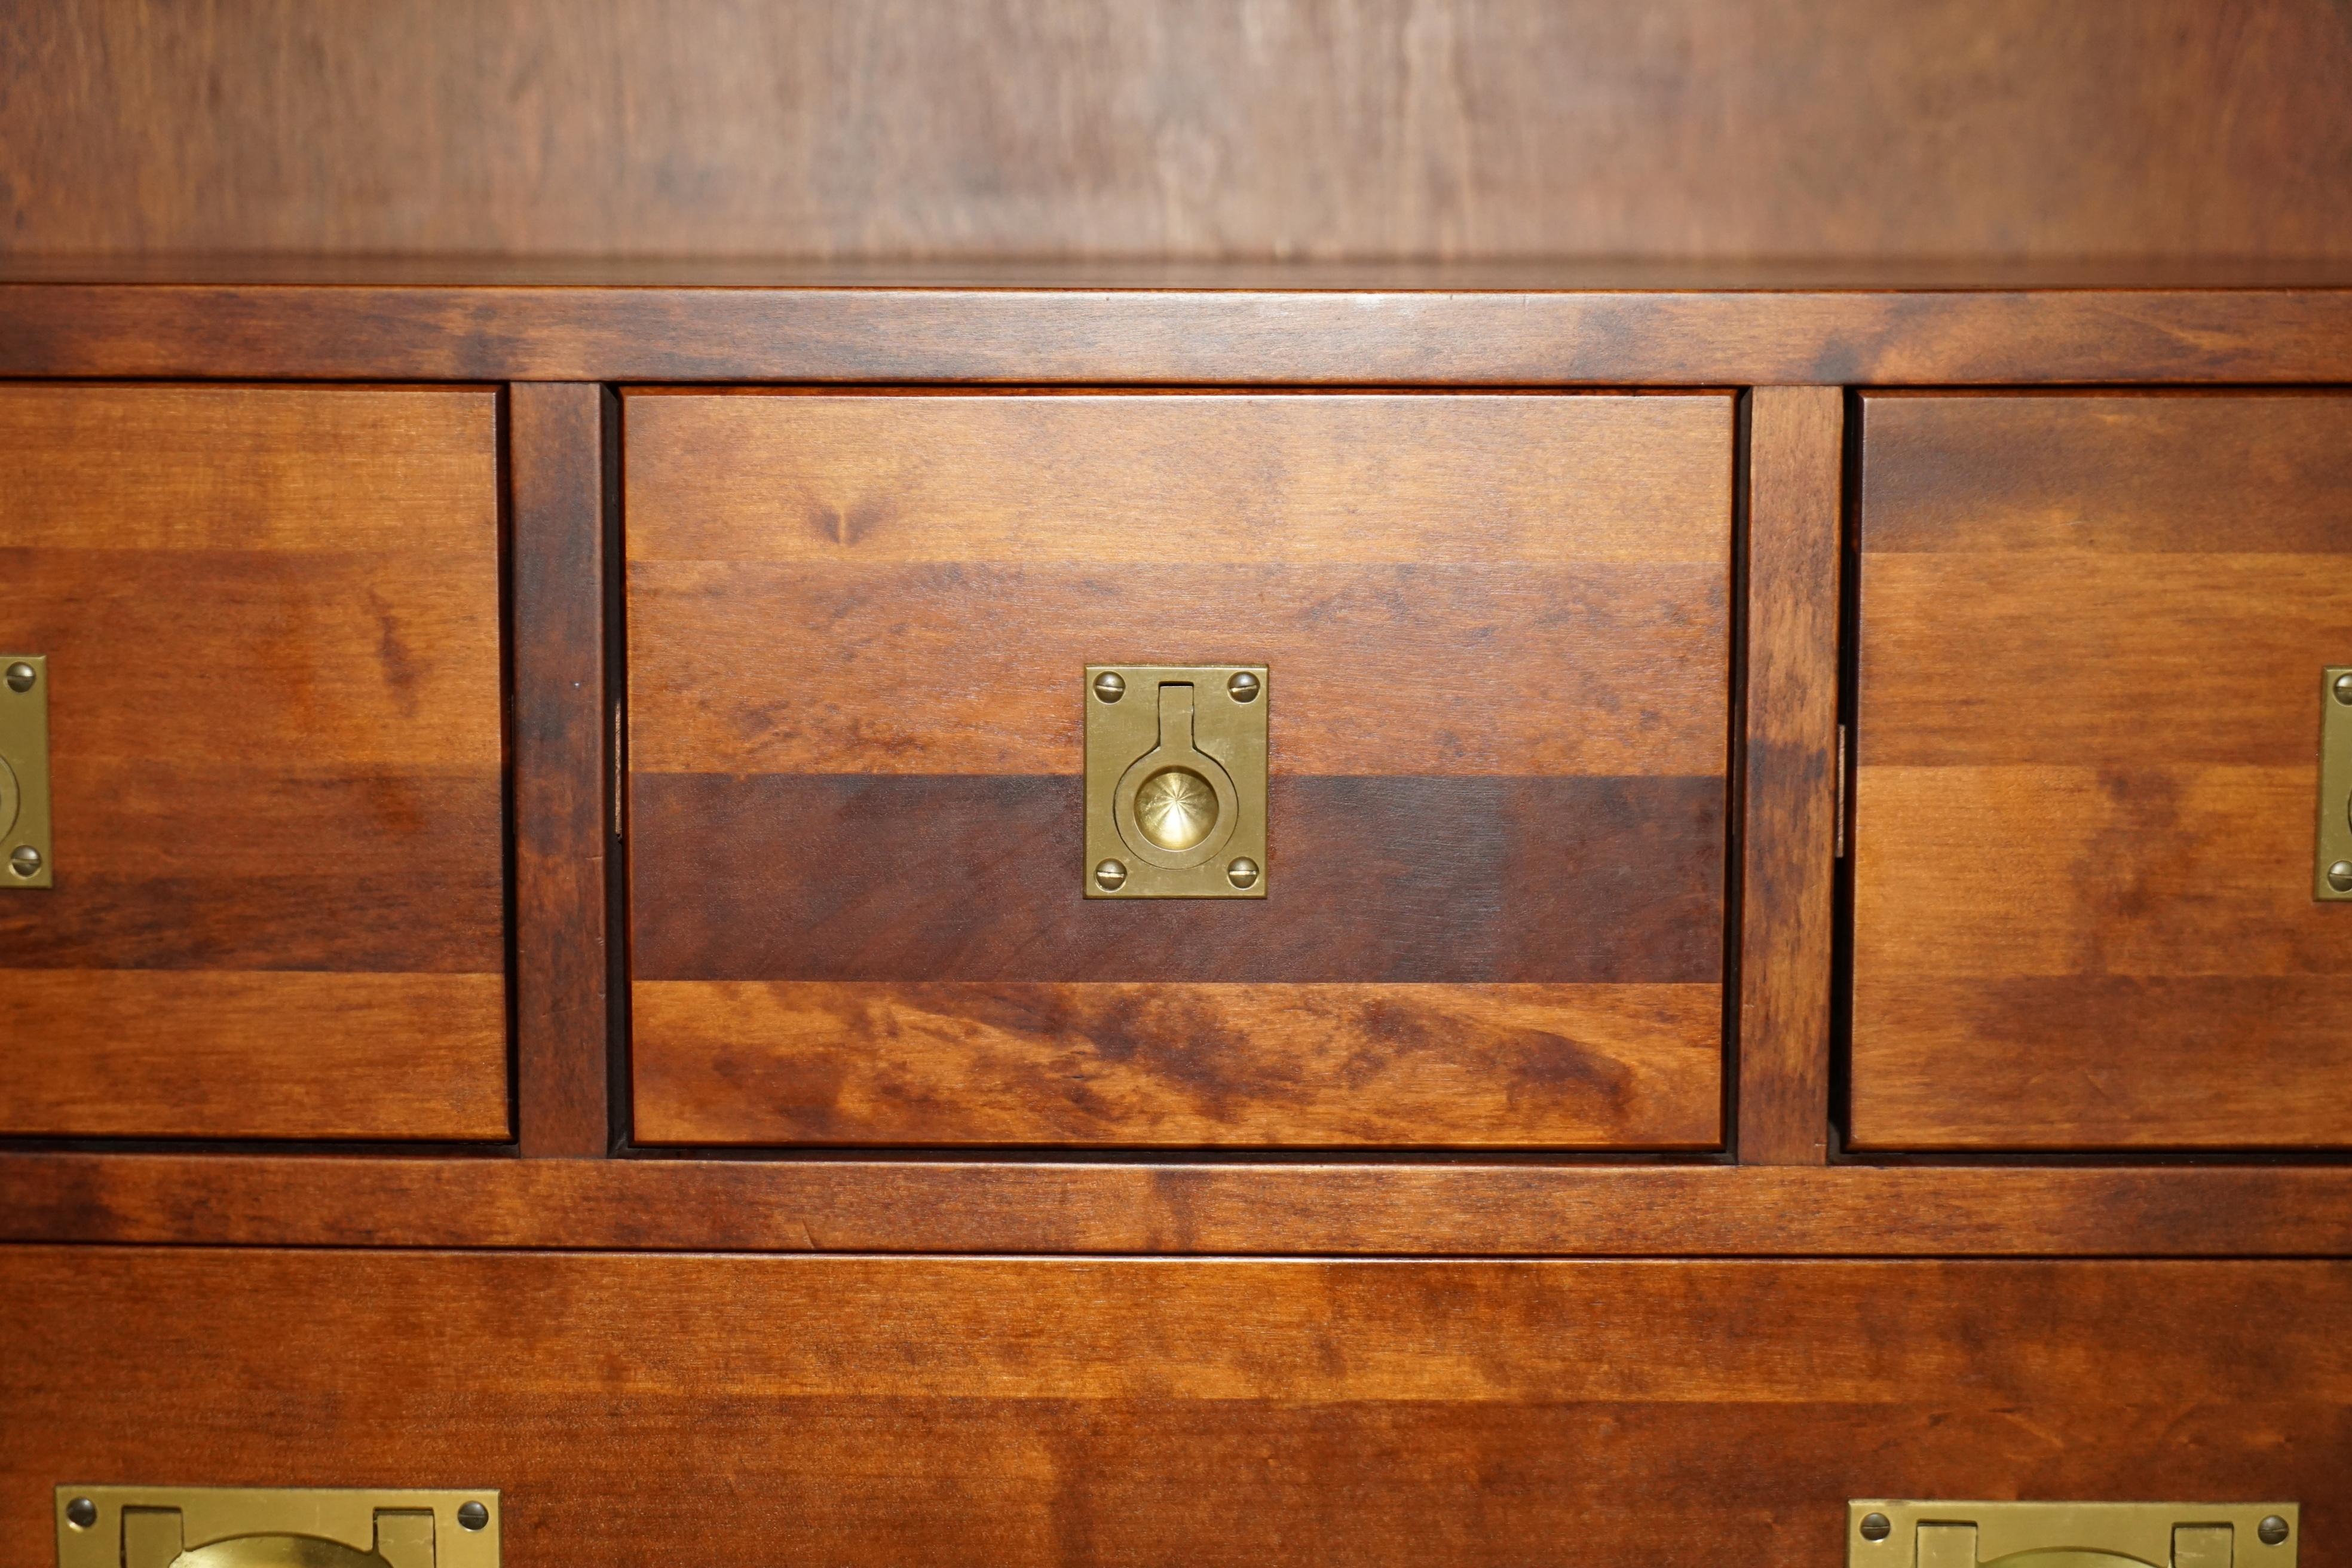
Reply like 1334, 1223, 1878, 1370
0, 654, 50, 889
1851, 1500, 2298, 1568
58, 1486, 500, 1568
2320, 666, 2351, 902
1085, 664, 1267, 899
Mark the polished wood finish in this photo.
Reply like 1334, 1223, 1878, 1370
1851, 392, 2352, 1150
626, 392, 1731, 1149
510, 384, 612, 1157
7, 279, 2352, 385
5, 1247, 2350, 1567
13, 1154, 2352, 1258
9, 2, 2352, 261
1736, 387, 1842, 1164
0, 386, 509, 1141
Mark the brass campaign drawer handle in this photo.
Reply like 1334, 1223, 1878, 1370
1083, 663, 1267, 899
59, 1487, 500, 1568
1, 655, 50, 887
1852, 1500, 2296, 1568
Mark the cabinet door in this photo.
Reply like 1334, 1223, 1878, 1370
0, 387, 509, 1140
624, 390, 1734, 1148
1851, 391, 2352, 1149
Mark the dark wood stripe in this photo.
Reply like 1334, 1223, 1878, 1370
8, 284, 2352, 384
629, 773, 1724, 985
627, 559, 1728, 779
510, 382, 614, 1158
1861, 391, 2352, 555
631, 981, 1722, 1149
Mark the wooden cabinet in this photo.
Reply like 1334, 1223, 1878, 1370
622, 391, 1734, 1149
0, 387, 510, 1141
1850, 392, 2352, 1150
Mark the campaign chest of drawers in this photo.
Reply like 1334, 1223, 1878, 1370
2, 265, 2350, 1566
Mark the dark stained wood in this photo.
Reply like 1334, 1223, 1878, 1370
5, 1247, 2350, 1567
8, 2, 2352, 261
626, 391, 1731, 1148
633, 983, 1722, 1148
13, 1155, 2352, 1257
1737, 387, 1842, 1165
8, 282, 2352, 385
1851, 392, 2352, 1150
510, 384, 612, 1157
0, 386, 510, 1141
630, 774, 1725, 984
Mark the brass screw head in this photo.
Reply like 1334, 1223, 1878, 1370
2330, 861, 2352, 893
65, 1497, 97, 1531
1227, 670, 1260, 703
1092, 671, 1126, 703
1226, 856, 1260, 889
3, 663, 32, 694
1094, 859, 1128, 891
1859, 1514, 1892, 1544
458, 1501, 491, 1532
8, 846, 39, 878
2259, 1517, 2290, 1547
2336, 672, 2352, 706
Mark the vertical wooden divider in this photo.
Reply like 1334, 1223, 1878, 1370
510, 382, 614, 1156
1737, 385, 1845, 1164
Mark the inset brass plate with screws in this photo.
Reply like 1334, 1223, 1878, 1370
2322, 666, 2352, 902
1850, 1500, 2297, 1568
1085, 664, 1267, 899
58, 1486, 500, 1568
0, 654, 50, 890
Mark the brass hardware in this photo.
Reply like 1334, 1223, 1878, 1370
0, 654, 51, 889
1085, 664, 1267, 899
1851, 1501, 2297, 1568
2322, 667, 2352, 902
57, 1487, 499, 1568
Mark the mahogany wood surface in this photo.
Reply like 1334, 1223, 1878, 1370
7, 280, 2352, 386
8, 1, 2351, 261
0, 386, 509, 1140
625, 391, 1731, 1148
510, 384, 612, 1157
5, 1247, 2350, 1567
11, 1154, 2352, 1258
1735, 387, 1842, 1163
1851, 392, 2352, 1150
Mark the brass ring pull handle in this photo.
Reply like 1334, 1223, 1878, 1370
1083, 664, 1267, 899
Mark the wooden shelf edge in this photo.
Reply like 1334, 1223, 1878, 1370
5, 1153, 2350, 1257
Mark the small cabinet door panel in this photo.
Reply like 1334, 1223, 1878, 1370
0, 386, 509, 1140
1851, 391, 2352, 1149
624, 390, 1735, 1148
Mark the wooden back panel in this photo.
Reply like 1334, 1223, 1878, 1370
5, 1248, 2349, 1566
1851, 391, 2352, 1149
626, 391, 1732, 1147
0, 386, 509, 1140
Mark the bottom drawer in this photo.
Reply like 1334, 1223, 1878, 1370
3, 1250, 2345, 1566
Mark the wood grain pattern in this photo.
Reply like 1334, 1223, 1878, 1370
14, 1154, 2352, 1257
4, 1248, 2350, 1567
10, 282, 2352, 388
0, 386, 509, 1141
632, 983, 1722, 1148
1736, 387, 1842, 1164
8, 1, 2352, 260
626, 392, 1729, 1148
1851, 393, 2352, 1150
510, 384, 612, 1157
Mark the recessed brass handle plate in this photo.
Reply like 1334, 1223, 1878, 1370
2320, 666, 2352, 901
1085, 664, 1267, 898
0, 654, 50, 889
58, 1486, 500, 1568
1851, 1500, 2297, 1568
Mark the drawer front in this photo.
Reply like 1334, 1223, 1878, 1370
1851, 391, 2352, 1149
0, 387, 509, 1140
624, 391, 1732, 1147
5, 1248, 2346, 1566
